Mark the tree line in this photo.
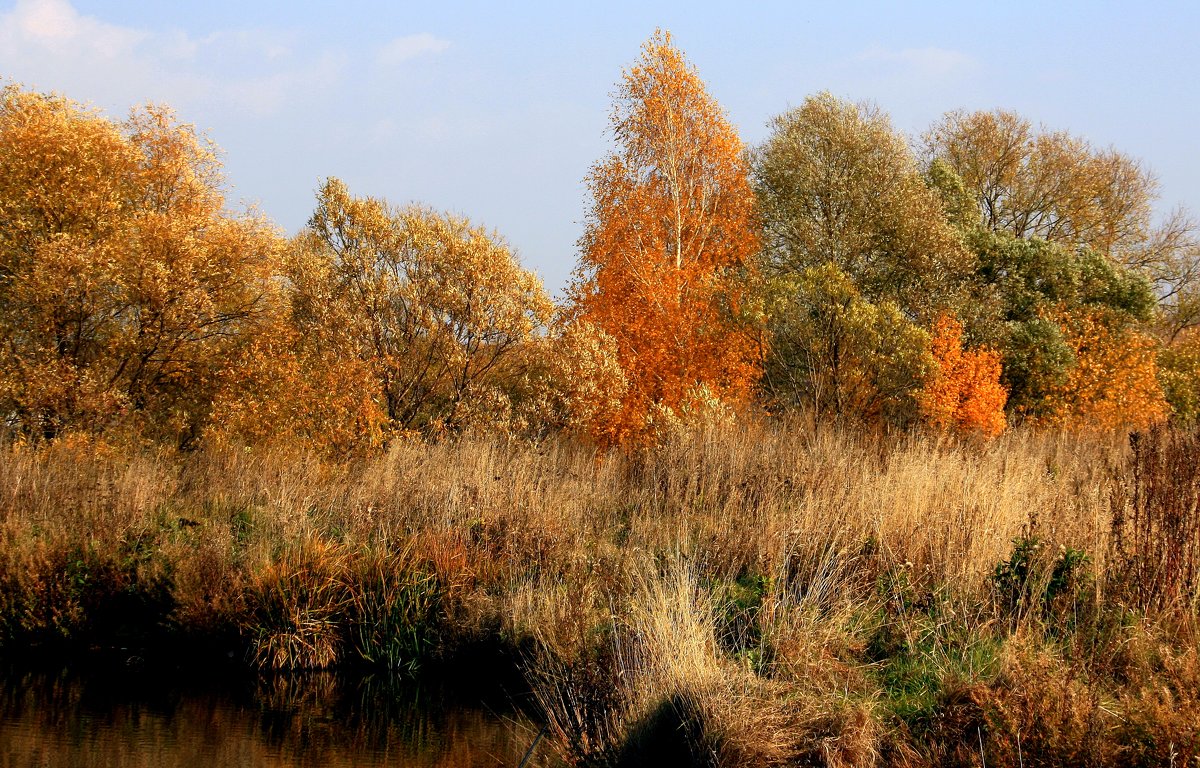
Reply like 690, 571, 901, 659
2, 30, 1198, 451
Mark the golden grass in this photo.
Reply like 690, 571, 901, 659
0, 420, 1196, 766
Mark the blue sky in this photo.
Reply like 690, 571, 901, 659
2, 0, 1197, 297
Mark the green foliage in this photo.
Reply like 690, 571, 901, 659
1158, 333, 1200, 423
762, 263, 931, 423
971, 231, 1155, 324
753, 92, 970, 322
925, 157, 981, 232
349, 558, 441, 674
966, 230, 1157, 417
1002, 318, 1075, 417
992, 535, 1092, 624
711, 573, 770, 668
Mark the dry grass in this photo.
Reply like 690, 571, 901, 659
0, 420, 1197, 765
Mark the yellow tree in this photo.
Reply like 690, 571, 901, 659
0, 85, 281, 442
287, 178, 554, 436
569, 31, 761, 445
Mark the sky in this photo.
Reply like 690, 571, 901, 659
2, 0, 1197, 298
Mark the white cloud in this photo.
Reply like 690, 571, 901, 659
1, 0, 145, 58
377, 33, 450, 66
0, 0, 343, 118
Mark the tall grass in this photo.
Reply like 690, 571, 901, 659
0, 421, 1197, 765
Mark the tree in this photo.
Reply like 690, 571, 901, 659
753, 93, 970, 320
762, 264, 930, 423
924, 109, 1200, 334
0, 84, 280, 442
1040, 307, 1168, 430
288, 178, 554, 436
569, 31, 761, 445
918, 314, 1007, 438
923, 110, 1155, 255
966, 230, 1156, 418
206, 307, 386, 454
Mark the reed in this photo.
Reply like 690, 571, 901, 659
0, 421, 1197, 765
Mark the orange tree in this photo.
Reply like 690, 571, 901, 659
568, 31, 761, 445
1041, 307, 1168, 430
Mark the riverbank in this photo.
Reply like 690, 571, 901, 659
1, 422, 1197, 766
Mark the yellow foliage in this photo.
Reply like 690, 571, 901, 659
0, 84, 281, 442
290, 179, 554, 436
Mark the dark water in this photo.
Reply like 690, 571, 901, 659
0, 664, 561, 767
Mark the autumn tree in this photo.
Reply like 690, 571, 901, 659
918, 314, 1007, 438
285, 178, 554, 436
967, 230, 1156, 418
753, 93, 971, 320
924, 109, 1200, 335
206, 306, 387, 454
528, 319, 630, 442
1041, 307, 1168, 430
568, 31, 761, 444
924, 110, 1156, 254
762, 264, 931, 423
0, 84, 281, 442
750, 94, 969, 423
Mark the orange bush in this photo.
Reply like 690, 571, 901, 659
920, 314, 1008, 438
1041, 308, 1168, 430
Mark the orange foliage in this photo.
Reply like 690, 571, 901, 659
570, 31, 762, 445
919, 314, 1008, 438
1042, 308, 1168, 430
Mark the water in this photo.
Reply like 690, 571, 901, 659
0, 664, 562, 767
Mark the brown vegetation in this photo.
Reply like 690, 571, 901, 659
0, 422, 1197, 765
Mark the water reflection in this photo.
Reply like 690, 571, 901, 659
0, 665, 561, 767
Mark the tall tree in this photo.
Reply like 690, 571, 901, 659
753, 93, 970, 320
569, 31, 761, 445
925, 109, 1200, 336
924, 109, 1154, 255
752, 93, 968, 421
